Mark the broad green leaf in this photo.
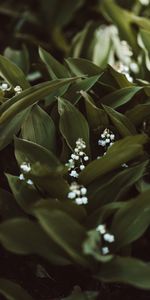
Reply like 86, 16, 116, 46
81, 91, 109, 129
79, 135, 148, 185
87, 202, 124, 230
6, 174, 40, 213
0, 218, 70, 265
98, 86, 142, 109
4, 45, 30, 75
21, 105, 56, 152
87, 161, 148, 211
0, 188, 24, 220
0, 78, 78, 125
32, 198, 87, 223
34, 209, 90, 267
111, 190, 150, 250
70, 21, 97, 60
0, 54, 30, 89
140, 29, 150, 54
58, 97, 90, 153
108, 65, 134, 88
0, 109, 29, 150
103, 104, 137, 136
65, 58, 103, 76
126, 103, 150, 126
97, 256, 150, 289
39, 47, 69, 79
0, 278, 33, 300
28, 168, 69, 199
14, 137, 60, 170
64, 75, 100, 104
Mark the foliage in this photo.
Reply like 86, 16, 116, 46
0, 0, 150, 299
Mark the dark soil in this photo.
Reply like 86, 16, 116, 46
0, 247, 150, 300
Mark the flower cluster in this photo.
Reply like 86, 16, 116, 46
19, 162, 33, 185
96, 224, 115, 255
98, 128, 115, 149
68, 181, 88, 205
66, 138, 89, 178
115, 62, 133, 83
0, 82, 22, 95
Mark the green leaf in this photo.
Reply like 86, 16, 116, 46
0, 218, 70, 265
0, 188, 24, 220
0, 278, 33, 300
65, 58, 103, 76
4, 45, 30, 75
34, 209, 90, 267
126, 103, 150, 126
0, 109, 29, 150
32, 198, 87, 223
39, 47, 69, 79
15, 137, 60, 170
79, 135, 148, 185
0, 78, 78, 125
64, 75, 100, 104
111, 190, 150, 250
0, 54, 30, 89
81, 91, 109, 129
6, 174, 40, 213
87, 161, 148, 211
98, 86, 142, 109
58, 97, 90, 153
21, 105, 56, 152
108, 65, 134, 88
28, 167, 69, 199
103, 104, 137, 136
97, 256, 150, 289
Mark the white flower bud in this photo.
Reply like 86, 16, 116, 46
80, 187, 87, 195
68, 191, 76, 199
102, 246, 109, 255
70, 170, 78, 178
80, 164, 85, 171
84, 156, 89, 161
103, 233, 115, 243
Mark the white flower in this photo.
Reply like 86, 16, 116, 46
66, 138, 89, 175
27, 179, 33, 185
102, 246, 109, 255
19, 173, 25, 181
80, 164, 85, 170
96, 224, 106, 234
98, 129, 115, 150
84, 156, 89, 161
20, 162, 31, 173
103, 233, 115, 243
68, 182, 88, 205
68, 191, 76, 199
80, 187, 87, 195
70, 170, 79, 178
139, 0, 149, 5
14, 85, 22, 94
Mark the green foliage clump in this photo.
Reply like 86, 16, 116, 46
0, 0, 150, 299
